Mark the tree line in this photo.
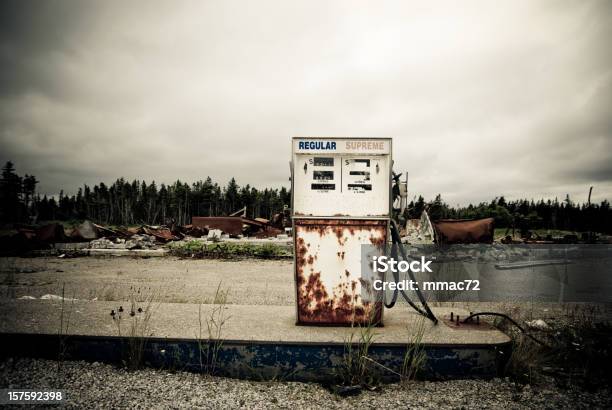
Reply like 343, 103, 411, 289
407, 194, 612, 234
0, 161, 289, 226
1, 161, 611, 233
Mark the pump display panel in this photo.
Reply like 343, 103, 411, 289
292, 138, 391, 218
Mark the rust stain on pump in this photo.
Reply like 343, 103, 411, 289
294, 219, 385, 325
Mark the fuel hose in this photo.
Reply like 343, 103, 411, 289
384, 220, 438, 324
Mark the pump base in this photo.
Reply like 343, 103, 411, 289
1, 300, 511, 382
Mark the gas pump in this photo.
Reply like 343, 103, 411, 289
291, 138, 392, 325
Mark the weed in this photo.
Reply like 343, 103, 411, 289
112, 286, 157, 370
336, 310, 381, 388
401, 316, 427, 383
504, 332, 547, 385
196, 282, 230, 375
493, 302, 612, 389
57, 283, 75, 376
551, 315, 612, 390
488, 304, 548, 385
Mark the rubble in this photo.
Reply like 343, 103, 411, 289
90, 238, 124, 249
0, 204, 295, 256
142, 226, 178, 242
192, 215, 284, 237
177, 224, 208, 237
404, 212, 436, 244
207, 229, 223, 240
124, 234, 157, 249
69, 220, 98, 241
1, 216, 294, 256
92, 224, 129, 239
90, 234, 158, 250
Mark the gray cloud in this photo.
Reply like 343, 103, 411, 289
0, 0, 611, 205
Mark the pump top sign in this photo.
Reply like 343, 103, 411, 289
294, 138, 390, 155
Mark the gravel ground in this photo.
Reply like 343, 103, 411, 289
0, 257, 294, 306
1, 358, 610, 409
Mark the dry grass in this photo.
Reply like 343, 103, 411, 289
336, 309, 383, 388
485, 302, 612, 389
56, 283, 75, 376
401, 316, 427, 384
196, 282, 230, 375
112, 286, 158, 370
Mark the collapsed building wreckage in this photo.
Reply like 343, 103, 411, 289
3, 213, 605, 256
0, 207, 292, 254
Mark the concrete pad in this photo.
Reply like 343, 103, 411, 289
0, 300, 509, 346
0, 300, 511, 381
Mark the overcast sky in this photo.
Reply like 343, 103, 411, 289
0, 0, 610, 206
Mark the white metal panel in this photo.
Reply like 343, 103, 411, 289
295, 220, 385, 324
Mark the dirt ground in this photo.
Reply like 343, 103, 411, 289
0, 256, 294, 306
2, 256, 610, 323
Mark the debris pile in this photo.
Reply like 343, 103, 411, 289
0, 209, 292, 255
191, 216, 283, 238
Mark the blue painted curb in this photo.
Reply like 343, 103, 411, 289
1, 333, 511, 382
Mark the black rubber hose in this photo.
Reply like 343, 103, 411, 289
383, 255, 427, 316
383, 241, 399, 308
385, 220, 438, 324
384, 240, 429, 317
384, 224, 426, 315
